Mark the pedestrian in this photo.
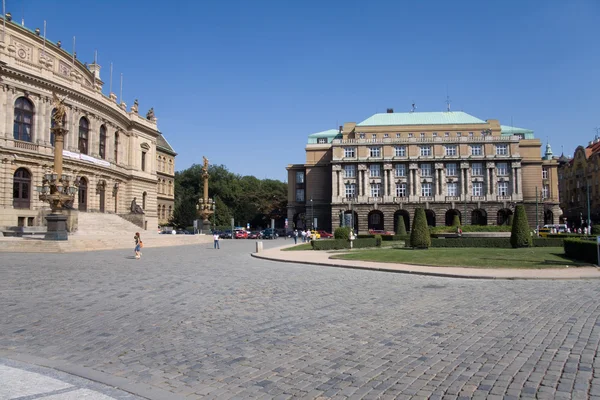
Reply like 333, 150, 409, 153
213, 231, 220, 249
301, 230, 306, 243
293, 229, 298, 244
134, 232, 142, 259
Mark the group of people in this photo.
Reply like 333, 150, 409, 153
291, 229, 313, 244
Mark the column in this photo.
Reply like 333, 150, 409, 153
332, 169, 338, 199
338, 170, 343, 199
382, 166, 387, 197
512, 167, 516, 195
357, 168, 361, 196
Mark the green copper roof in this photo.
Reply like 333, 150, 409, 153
356, 111, 486, 127
500, 125, 534, 139
307, 129, 342, 144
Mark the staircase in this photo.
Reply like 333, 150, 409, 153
75, 212, 158, 237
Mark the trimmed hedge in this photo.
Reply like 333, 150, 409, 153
429, 237, 564, 248
311, 238, 377, 250
564, 238, 598, 264
511, 205, 532, 248
532, 238, 564, 247
429, 225, 512, 234
357, 234, 409, 241
411, 208, 431, 248
396, 215, 407, 235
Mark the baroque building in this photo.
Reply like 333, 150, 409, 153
287, 110, 560, 233
0, 17, 176, 230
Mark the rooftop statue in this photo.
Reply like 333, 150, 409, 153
146, 107, 155, 120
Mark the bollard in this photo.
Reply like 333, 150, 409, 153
256, 241, 263, 253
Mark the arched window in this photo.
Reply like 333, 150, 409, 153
169, 159, 173, 174
14, 97, 34, 142
78, 117, 89, 154
168, 181, 172, 196
99, 125, 106, 159
162, 204, 166, 219
114, 132, 119, 163
168, 205, 172, 218
13, 168, 31, 209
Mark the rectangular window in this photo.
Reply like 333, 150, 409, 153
497, 162, 508, 176
114, 133, 119, 163
408, 133, 413, 138
421, 182, 432, 197
446, 163, 457, 176
496, 144, 508, 155
420, 132, 425, 138
345, 183, 356, 198
469, 132, 474, 137
395, 164, 406, 177
296, 171, 305, 183
472, 182, 483, 196
471, 144, 482, 156
369, 164, 381, 177
498, 181, 509, 196
542, 168, 548, 179
472, 163, 483, 176
447, 182, 458, 196
396, 183, 407, 197
384, 133, 389, 138
394, 145, 406, 157
359, 133, 365, 139
457, 132, 462, 137
396, 133, 401, 138
445, 145, 457, 156
420, 145, 432, 157
370, 183, 381, 197
141, 151, 146, 171
344, 147, 356, 158
369, 147, 381, 157
420, 163, 432, 177
344, 165, 356, 178
371, 134, 377, 139
317, 138, 327, 144
433, 132, 438, 137
542, 185, 549, 199
445, 132, 450, 137
295, 189, 305, 202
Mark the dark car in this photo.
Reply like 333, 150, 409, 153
176, 230, 191, 235
248, 231, 260, 239
221, 230, 233, 239
262, 228, 278, 239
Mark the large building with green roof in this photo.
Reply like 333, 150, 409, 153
287, 109, 560, 232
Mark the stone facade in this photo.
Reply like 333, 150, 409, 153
0, 19, 176, 230
287, 111, 560, 232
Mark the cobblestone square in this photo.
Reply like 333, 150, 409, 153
1, 241, 599, 399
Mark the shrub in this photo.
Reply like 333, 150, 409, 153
452, 215, 461, 227
592, 225, 600, 235
334, 226, 351, 240
374, 234, 382, 247
429, 225, 511, 234
396, 215, 407, 235
352, 238, 378, 249
510, 205, 532, 248
311, 239, 350, 250
564, 238, 598, 264
532, 238, 564, 247
410, 208, 431, 249
507, 214, 514, 226
431, 238, 511, 248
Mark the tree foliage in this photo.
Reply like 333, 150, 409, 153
396, 215, 407, 235
410, 208, 431, 249
171, 163, 287, 229
510, 204, 532, 248
452, 214, 461, 227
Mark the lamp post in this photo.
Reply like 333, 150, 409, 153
535, 186, 539, 236
36, 94, 79, 240
310, 197, 314, 230
196, 156, 215, 234
586, 181, 591, 229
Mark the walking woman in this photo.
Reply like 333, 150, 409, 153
134, 232, 142, 259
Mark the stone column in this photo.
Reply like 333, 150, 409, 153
461, 162, 470, 199
435, 163, 444, 198
487, 162, 495, 196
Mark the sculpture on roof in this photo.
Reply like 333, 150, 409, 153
131, 99, 139, 114
146, 107, 155, 120
202, 156, 209, 179
52, 93, 68, 128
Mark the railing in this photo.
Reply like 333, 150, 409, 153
13, 140, 39, 151
332, 135, 519, 145
471, 196, 486, 201
445, 196, 461, 201
394, 196, 408, 202
420, 196, 435, 202
497, 195, 512, 201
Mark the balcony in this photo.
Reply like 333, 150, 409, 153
13, 140, 39, 152
471, 196, 486, 201
496, 195, 512, 201
394, 196, 408, 203
445, 196, 461, 201
420, 196, 435, 202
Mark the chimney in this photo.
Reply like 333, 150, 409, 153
386, 108, 394, 113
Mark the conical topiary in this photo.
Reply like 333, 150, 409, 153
452, 214, 461, 227
396, 214, 407, 235
510, 204, 532, 248
410, 208, 431, 249
507, 214, 514, 226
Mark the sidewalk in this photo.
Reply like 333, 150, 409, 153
252, 244, 600, 280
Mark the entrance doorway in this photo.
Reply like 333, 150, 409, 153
99, 184, 105, 213
78, 177, 88, 211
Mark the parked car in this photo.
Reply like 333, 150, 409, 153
221, 230, 233, 239
235, 230, 248, 239
247, 231, 260, 239
262, 228, 278, 239
317, 230, 333, 238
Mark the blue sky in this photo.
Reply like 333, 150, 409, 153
17, 0, 600, 181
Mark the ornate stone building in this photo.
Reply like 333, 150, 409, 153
287, 110, 560, 233
0, 18, 176, 230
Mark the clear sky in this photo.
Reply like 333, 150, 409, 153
16, 0, 600, 181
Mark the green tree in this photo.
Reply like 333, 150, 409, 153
507, 214, 514, 226
410, 208, 431, 249
335, 226, 351, 240
510, 204, 532, 248
452, 214, 461, 227
396, 215, 407, 235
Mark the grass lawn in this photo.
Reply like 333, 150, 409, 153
282, 243, 313, 251
330, 247, 592, 269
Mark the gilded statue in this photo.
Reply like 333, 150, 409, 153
52, 93, 68, 127
202, 156, 209, 178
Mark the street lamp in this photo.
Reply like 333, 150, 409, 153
310, 197, 314, 230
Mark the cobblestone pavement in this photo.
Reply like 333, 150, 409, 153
1, 239, 600, 399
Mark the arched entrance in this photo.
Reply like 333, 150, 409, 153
293, 212, 306, 230
78, 177, 88, 211
497, 208, 513, 225
97, 181, 106, 213
368, 210, 384, 231
425, 209, 436, 227
444, 209, 461, 226
13, 168, 31, 209
343, 210, 358, 233
471, 209, 487, 225
393, 210, 410, 232
544, 209, 553, 225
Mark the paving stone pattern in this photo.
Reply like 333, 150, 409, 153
1, 240, 600, 399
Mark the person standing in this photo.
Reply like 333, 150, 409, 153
293, 229, 298, 244
134, 232, 142, 259
213, 231, 220, 249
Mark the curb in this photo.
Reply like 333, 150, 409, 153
0, 350, 185, 400
250, 252, 600, 280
